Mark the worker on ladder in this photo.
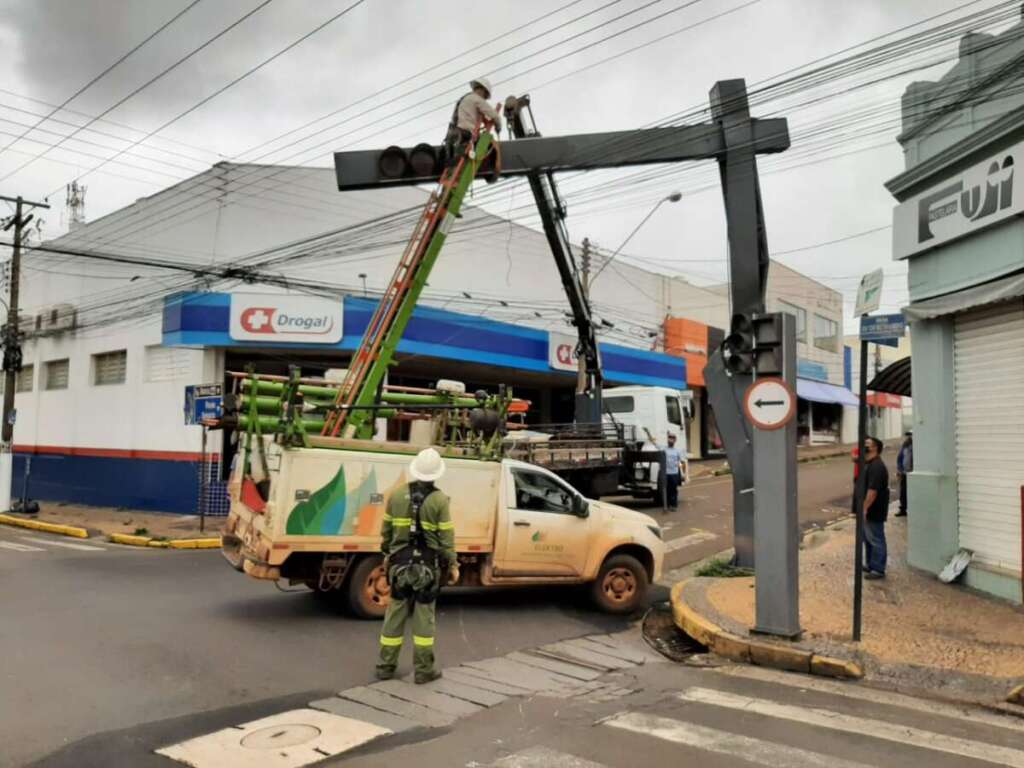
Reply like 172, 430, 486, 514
444, 77, 503, 169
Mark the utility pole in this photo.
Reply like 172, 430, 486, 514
576, 238, 591, 398
0, 194, 50, 513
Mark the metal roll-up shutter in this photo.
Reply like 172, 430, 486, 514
953, 300, 1024, 574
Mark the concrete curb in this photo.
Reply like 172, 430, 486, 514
0, 513, 90, 539
703, 449, 850, 479
107, 533, 220, 549
670, 579, 863, 680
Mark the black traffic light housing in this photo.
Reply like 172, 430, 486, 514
752, 312, 784, 376
722, 312, 786, 377
723, 313, 754, 375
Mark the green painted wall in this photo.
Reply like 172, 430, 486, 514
906, 317, 959, 574
907, 218, 1024, 302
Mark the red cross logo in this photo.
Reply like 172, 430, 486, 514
240, 307, 275, 334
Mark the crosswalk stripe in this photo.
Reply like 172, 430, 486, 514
677, 687, 1024, 767
603, 711, 875, 768
664, 531, 717, 552
715, 664, 1024, 734
490, 745, 609, 767
20, 537, 105, 551
0, 540, 45, 552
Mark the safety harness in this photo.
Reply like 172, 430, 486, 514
388, 483, 441, 603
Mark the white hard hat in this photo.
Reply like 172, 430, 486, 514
409, 447, 446, 482
470, 77, 493, 97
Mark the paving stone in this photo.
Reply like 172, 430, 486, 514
570, 637, 650, 665
339, 686, 455, 728
580, 633, 664, 663
424, 677, 508, 707
309, 696, 418, 733
536, 641, 635, 671
505, 651, 603, 681
445, 667, 534, 696
371, 679, 483, 717
462, 657, 581, 693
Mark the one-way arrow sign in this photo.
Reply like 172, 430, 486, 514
744, 378, 796, 431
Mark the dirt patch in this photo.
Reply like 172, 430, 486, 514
705, 520, 1024, 682
13, 503, 223, 540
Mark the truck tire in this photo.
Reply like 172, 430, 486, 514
345, 554, 390, 620
591, 554, 648, 615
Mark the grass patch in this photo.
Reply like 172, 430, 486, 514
133, 527, 149, 536
695, 557, 753, 578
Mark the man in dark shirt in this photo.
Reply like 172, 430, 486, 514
862, 436, 890, 579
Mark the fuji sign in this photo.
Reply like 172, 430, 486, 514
229, 295, 343, 343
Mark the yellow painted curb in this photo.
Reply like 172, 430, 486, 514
1008, 683, 1024, 705
109, 533, 155, 547
670, 578, 862, 680
168, 538, 221, 549
0, 513, 89, 539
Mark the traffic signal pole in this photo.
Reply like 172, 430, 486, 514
0, 194, 49, 513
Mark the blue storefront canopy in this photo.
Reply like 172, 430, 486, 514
162, 292, 686, 390
796, 377, 859, 407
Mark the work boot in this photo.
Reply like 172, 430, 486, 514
375, 665, 396, 681
414, 669, 442, 685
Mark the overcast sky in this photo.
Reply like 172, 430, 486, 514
0, 0, 1016, 320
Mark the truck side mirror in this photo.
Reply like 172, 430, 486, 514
573, 495, 589, 518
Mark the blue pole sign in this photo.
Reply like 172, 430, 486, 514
859, 313, 906, 348
185, 384, 223, 425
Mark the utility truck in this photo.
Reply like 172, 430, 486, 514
221, 436, 664, 618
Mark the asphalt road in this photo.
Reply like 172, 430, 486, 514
0, 453, 870, 767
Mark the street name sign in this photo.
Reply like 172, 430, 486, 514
185, 384, 223, 425
743, 377, 796, 430
860, 313, 906, 348
854, 268, 884, 317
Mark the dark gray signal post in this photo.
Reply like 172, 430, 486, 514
333, 80, 793, 587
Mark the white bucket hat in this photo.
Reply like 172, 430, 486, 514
470, 77, 493, 98
409, 447, 446, 482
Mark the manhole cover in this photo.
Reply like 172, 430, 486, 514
240, 724, 322, 750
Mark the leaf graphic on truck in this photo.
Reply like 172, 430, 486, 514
287, 466, 346, 535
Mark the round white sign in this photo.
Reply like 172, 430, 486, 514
743, 378, 796, 431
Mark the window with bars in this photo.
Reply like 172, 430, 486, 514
93, 350, 127, 386
44, 359, 69, 390
144, 345, 190, 383
16, 364, 33, 393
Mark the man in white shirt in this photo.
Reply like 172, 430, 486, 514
645, 429, 684, 509
444, 77, 502, 168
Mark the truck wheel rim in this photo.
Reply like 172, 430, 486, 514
366, 565, 391, 607
603, 567, 636, 602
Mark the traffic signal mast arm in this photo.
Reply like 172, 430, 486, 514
504, 96, 602, 423
321, 128, 497, 439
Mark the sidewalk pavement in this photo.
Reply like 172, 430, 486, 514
688, 442, 854, 479
3, 502, 222, 540
674, 515, 1024, 708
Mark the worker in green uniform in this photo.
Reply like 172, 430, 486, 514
375, 447, 459, 684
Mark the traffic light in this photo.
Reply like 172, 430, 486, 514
752, 313, 784, 376
723, 313, 754, 375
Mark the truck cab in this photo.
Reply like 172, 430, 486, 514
602, 386, 692, 495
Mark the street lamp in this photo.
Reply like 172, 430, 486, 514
590, 191, 682, 284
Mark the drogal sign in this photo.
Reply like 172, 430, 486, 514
229, 294, 343, 343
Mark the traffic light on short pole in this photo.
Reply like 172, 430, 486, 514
723, 313, 754, 375
751, 313, 784, 376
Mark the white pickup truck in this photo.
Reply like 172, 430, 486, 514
222, 437, 665, 618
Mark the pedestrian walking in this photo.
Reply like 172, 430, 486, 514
645, 429, 684, 509
375, 448, 459, 684
861, 436, 890, 579
896, 430, 912, 517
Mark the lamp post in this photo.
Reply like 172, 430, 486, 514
590, 191, 682, 284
